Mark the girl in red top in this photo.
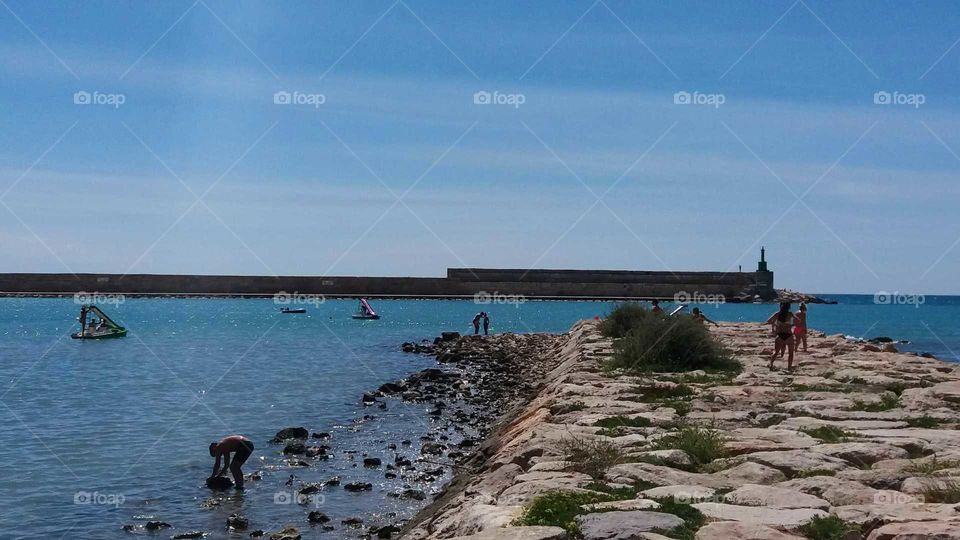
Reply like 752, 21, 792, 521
793, 302, 808, 353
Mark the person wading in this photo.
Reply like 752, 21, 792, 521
209, 435, 255, 489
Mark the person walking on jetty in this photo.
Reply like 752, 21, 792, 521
650, 299, 664, 314
209, 435, 255, 489
691, 307, 718, 326
793, 302, 808, 353
482, 312, 490, 335
472, 313, 483, 335
767, 302, 795, 370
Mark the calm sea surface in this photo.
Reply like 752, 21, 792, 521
0, 295, 956, 538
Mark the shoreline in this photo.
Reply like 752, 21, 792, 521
401, 320, 960, 539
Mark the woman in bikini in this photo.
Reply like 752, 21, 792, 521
793, 302, 808, 353
766, 302, 795, 370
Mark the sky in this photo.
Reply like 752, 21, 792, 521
0, 0, 958, 294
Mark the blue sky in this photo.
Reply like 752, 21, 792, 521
1, 1, 958, 293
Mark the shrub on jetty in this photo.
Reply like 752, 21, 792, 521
557, 436, 625, 479
604, 307, 739, 373
906, 415, 941, 428
514, 490, 613, 535
851, 393, 899, 412
652, 424, 727, 470
593, 415, 652, 429
921, 479, 960, 503
600, 302, 658, 338
905, 455, 960, 475
799, 515, 858, 540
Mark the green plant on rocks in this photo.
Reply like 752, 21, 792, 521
851, 393, 899, 412
799, 515, 858, 540
651, 497, 706, 540
906, 455, 960, 476
921, 479, 960, 503
550, 400, 586, 415
652, 424, 726, 470
603, 305, 740, 373
593, 415, 652, 429
907, 415, 941, 428
514, 490, 613, 536
557, 435, 626, 480
801, 425, 852, 444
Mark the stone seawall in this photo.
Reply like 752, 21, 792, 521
402, 321, 960, 540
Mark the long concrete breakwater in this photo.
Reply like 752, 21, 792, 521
401, 321, 960, 540
0, 267, 774, 301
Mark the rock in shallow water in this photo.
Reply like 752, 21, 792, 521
206, 476, 234, 489
271, 427, 308, 442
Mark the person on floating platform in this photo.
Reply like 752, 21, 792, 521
691, 307, 718, 326
209, 435, 255, 489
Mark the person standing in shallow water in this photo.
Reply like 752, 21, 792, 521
209, 435, 254, 489
482, 312, 490, 335
766, 302, 795, 371
650, 299, 664, 314
472, 313, 482, 335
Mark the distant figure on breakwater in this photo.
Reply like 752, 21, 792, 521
691, 307, 718, 326
793, 302, 808, 353
650, 299, 663, 314
472, 313, 483, 335
767, 302, 795, 370
209, 435, 254, 489
482, 312, 490, 335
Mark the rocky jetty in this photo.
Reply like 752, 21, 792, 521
402, 320, 960, 540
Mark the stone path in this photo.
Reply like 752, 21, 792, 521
404, 320, 960, 540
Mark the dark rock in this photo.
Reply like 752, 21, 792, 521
311, 432, 330, 439
268, 527, 300, 540
421, 442, 445, 455
172, 532, 205, 539
361, 392, 378, 404
287, 459, 310, 467
342, 517, 363, 527
122, 524, 135, 532
206, 476, 234, 489
307, 511, 330, 524
376, 525, 401, 538
868, 336, 895, 344
145, 521, 171, 530
323, 476, 341, 486
282, 442, 307, 455
226, 513, 249, 531
399, 489, 426, 501
439, 332, 460, 342
343, 482, 372, 492
304, 446, 326, 458
271, 427, 308, 443
249, 531, 264, 538
363, 457, 382, 468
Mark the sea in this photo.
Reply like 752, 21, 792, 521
0, 294, 956, 539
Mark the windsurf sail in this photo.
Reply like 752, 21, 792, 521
359, 298, 377, 317
669, 305, 687, 316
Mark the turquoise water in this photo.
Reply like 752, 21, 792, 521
0, 295, 956, 538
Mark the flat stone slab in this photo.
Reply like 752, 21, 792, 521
832, 503, 960, 525
867, 520, 960, 540
695, 521, 806, 539
575, 511, 685, 540
777, 476, 882, 506
606, 462, 727, 489
581, 498, 659, 512
448, 526, 568, 540
723, 484, 830, 509
710, 462, 787, 485
640, 484, 716, 502
692, 503, 827, 529
737, 450, 850, 476
810, 442, 909, 466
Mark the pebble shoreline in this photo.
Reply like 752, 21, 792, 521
401, 320, 960, 540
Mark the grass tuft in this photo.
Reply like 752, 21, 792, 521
801, 425, 852, 444
593, 415, 652, 429
906, 415, 941, 428
557, 436, 625, 480
652, 424, 726, 470
513, 490, 612, 535
921, 479, 960, 503
851, 393, 899, 412
799, 515, 858, 540
905, 455, 960, 476
651, 497, 706, 540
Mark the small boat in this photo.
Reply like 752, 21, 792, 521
352, 298, 380, 320
71, 305, 127, 339
280, 307, 306, 314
